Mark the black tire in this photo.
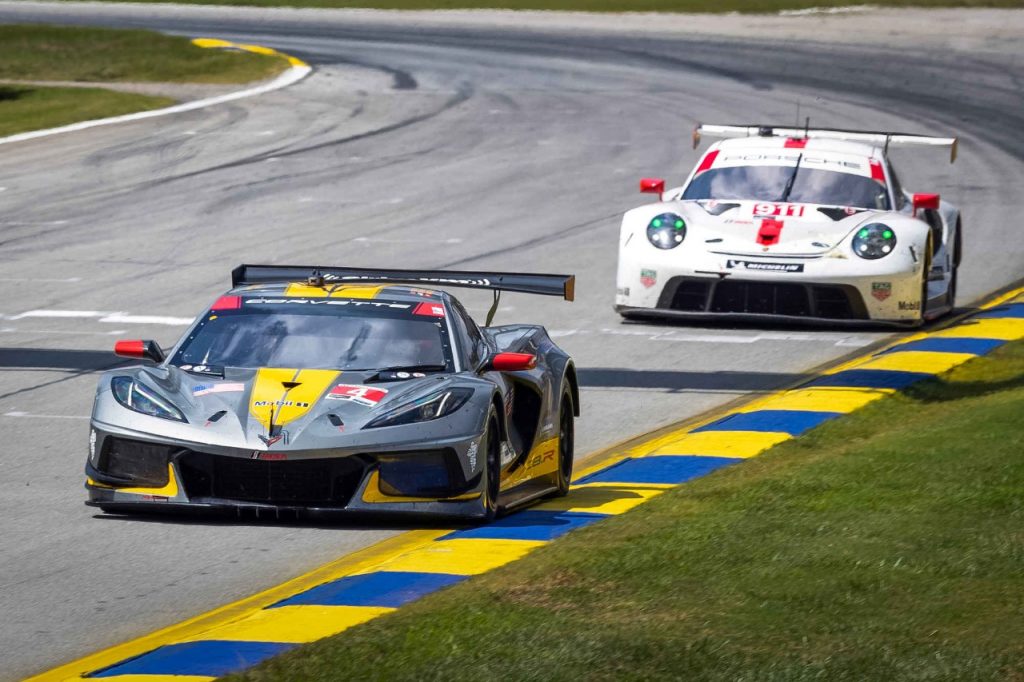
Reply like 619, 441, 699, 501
919, 234, 933, 322
551, 389, 575, 497
479, 414, 501, 522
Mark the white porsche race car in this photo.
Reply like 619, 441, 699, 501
615, 124, 962, 326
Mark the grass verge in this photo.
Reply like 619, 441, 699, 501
0, 25, 286, 84
66, 0, 1024, 12
0, 24, 290, 137
0, 86, 174, 137
229, 340, 1024, 681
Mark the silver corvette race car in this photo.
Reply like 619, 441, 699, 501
86, 265, 578, 521
616, 124, 962, 326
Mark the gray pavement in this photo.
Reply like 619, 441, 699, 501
0, 4, 1022, 678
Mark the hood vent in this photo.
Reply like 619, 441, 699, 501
699, 201, 741, 216
817, 207, 866, 221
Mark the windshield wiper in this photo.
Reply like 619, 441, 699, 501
778, 153, 803, 203
348, 363, 448, 373
377, 364, 448, 373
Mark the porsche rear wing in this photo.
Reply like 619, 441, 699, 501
232, 264, 575, 301
692, 123, 958, 163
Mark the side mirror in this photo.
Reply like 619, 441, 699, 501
640, 177, 665, 199
483, 352, 537, 372
912, 193, 940, 216
114, 340, 166, 364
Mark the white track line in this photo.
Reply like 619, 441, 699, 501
0, 56, 311, 148
4, 310, 192, 325
3, 411, 90, 420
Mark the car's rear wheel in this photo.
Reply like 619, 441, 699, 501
479, 414, 501, 522
919, 234, 933, 322
551, 389, 575, 497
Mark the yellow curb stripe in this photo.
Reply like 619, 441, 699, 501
534, 484, 668, 515
87, 671, 214, 675
738, 387, 890, 414
932, 318, 1024, 341
353, 538, 546, 577
647, 430, 793, 458
851, 350, 978, 374
182, 605, 394, 644
191, 37, 309, 69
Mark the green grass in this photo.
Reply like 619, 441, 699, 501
0, 25, 287, 84
66, 0, 1024, 11
0, 25, 289, 137
228, 339, 1024, 681
0, 86, 174, 136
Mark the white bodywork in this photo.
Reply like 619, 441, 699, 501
615, 134, 960, 326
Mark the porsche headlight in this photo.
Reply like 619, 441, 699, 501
364, 388, 473, 429
111, 376, 187, 422
647, 213, 686, 250
852, 223, 897, 260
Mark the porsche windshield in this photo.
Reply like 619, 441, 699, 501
171, 297, 454, 371
682, 165, 890, 210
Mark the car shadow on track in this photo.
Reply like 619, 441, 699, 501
89, 509, 463, 532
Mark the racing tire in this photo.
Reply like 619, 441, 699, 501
947, 223, 961, 309
919, 234, 933, 323
479, 413, 502, 523
550, 389, 575, 498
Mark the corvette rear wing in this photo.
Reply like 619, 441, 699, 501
692, 123, 958, 163
232, 264, 575, 301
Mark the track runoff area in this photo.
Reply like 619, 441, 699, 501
30, 286, 1024, 681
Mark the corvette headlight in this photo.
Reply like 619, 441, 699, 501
852, 223, 897, 260
646, 213, 686, 250
364, 388, 473, 429
111, 376, 187, 422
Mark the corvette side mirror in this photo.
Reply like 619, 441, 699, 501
912, 193, 940, 216
483, 352, 537, 372
640, 177, 665, 200
114, 339, 166, 364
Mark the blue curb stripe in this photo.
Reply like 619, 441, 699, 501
692, 409, 841, 436
440, 510, 606, 542
807, 369, 932, 390
270, 571, 466, 609
881, 337, 1005, 356
87, 640, 293, 677
975, 303, 1024, 319
577, 455, 741, 485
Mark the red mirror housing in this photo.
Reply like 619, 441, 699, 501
912, 193, 940, 216
114, 339, 165, 364
640, 177, 665, 198
486, 352, 537, 372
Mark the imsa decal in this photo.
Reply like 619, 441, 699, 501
726, 259, 804, 273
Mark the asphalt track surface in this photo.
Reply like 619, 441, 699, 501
0, 4, 1021, 678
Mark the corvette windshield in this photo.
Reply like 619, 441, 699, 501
171, 298, 453, 371
683, 165, 890, 210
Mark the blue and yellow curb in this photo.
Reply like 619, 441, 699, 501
28, 286, 1024, 681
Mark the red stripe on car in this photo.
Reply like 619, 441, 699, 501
695, 150, 719, 174
211, 295, 242, 311
784, 138, 808, 148
413, 302, 446, 317
756, 218, 785, 245
869, 160, 886, 184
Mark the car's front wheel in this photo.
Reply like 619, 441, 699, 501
551, 388, 574, 497
478, 413, 502, 522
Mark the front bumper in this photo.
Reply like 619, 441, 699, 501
616, 254, 925, 324
85, 424, 487, 519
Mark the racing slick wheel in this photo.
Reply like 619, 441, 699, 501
551, 387, 575, 497
479, 411, 502, 522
